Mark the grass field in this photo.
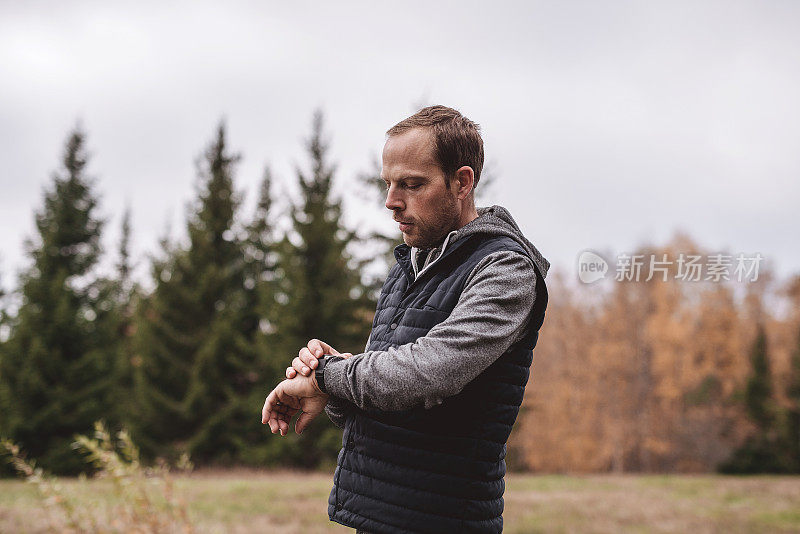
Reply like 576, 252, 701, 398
1, 469, 799, 533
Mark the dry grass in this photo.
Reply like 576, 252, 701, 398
1, 421, 195, 533
1, 464, 799, 533
504, 472, 800, 533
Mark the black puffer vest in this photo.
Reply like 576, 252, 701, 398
328, 232, 548, 534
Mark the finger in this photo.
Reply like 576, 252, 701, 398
262, 389, 277, 424
309, 338, 338, 357
299, 348, 318, 369
308, 339, 325, 357
271, 416, 286, 436
263, 387, 297, 425
286, 366, 296, 379
294, 354, 311, 374
341, 352, 354, 359
295, 411, 316, 435
269, 404, 291, 434
293, 356, 310, 377
273, 406, 289, 422
268, 415, 279, 434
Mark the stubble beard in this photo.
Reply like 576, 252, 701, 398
406, 192, 460, 249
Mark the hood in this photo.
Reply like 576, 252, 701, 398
451, 205, 550, 278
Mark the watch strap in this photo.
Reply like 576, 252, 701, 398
316, 354, 344, 394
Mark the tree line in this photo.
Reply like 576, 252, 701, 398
509, 235, 800, 474
0, 111, 377, 475
1, 112, 798, 476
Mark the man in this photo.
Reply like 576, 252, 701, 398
262, 105, 549, 534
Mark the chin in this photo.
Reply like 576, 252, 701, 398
402, 234, 419, 247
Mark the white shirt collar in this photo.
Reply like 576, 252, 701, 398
410, 230, 458, 280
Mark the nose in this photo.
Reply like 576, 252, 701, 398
385, 184, 404, 212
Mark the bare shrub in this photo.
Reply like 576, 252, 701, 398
1, 420, 195, 533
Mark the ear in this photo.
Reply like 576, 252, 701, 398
453, 166, 475, 200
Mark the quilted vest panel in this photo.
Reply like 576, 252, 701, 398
328, 233, 548, 534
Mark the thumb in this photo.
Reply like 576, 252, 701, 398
295, 411, 316, 435
341, 352, 354, 359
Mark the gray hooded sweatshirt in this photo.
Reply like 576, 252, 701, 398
322, 205, 549, 427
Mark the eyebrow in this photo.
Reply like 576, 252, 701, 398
382, 175, 429, 183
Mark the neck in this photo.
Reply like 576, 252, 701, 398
414, 199, 479, 251
457, 200, 479, 229
422, 202, 477, 250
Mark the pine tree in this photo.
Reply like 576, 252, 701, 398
781, 325, 800, 472
236, 167, 296, 465
132, 121, 258, 465
0, 267, 7, 337
0, 127, 115, 475
271, 110, 374, 466
109, 207, 138, 432
117, 207, 134, 294
745, 325, 773, 428
720, 323, 783, 473
0, 267, 7, 459
356, 157, 402, 297
242, 168, 279, 364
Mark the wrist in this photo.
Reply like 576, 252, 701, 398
311, 370, 326, 395
314, 354, 343, 395
313, 355, 329, 394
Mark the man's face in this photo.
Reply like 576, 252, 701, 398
381, 128, 460, 249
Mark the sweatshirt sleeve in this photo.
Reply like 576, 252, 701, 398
320, 250, 538, 412
323, 394, 350, 429
322, 331, 373, 428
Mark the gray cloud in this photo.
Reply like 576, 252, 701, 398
1, 1, 798, 291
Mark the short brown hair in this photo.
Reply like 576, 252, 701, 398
386, 105, 484, 190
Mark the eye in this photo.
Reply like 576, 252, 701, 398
406, 184, 421, 190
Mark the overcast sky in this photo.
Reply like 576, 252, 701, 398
1, 1, 798, 293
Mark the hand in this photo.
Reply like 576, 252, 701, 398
286, 338, 353, 379
261, 371, 329, 435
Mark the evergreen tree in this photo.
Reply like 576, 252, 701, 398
0, 267, 7, 337
132, 121, 258, 465
242, 168, 278, 359
0, 266, 7, 459
109, 207, 139, 432
116, 207, 134, 294
719, 324, 784, 473
781, 325, 800, 472
0, 127, 115, 475
744, 325, 773, 428
235, 167, 290, 465
356, 157, 403, 296
271, 110, 374, 467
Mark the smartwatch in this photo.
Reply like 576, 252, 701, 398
316, 354, 343, 394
